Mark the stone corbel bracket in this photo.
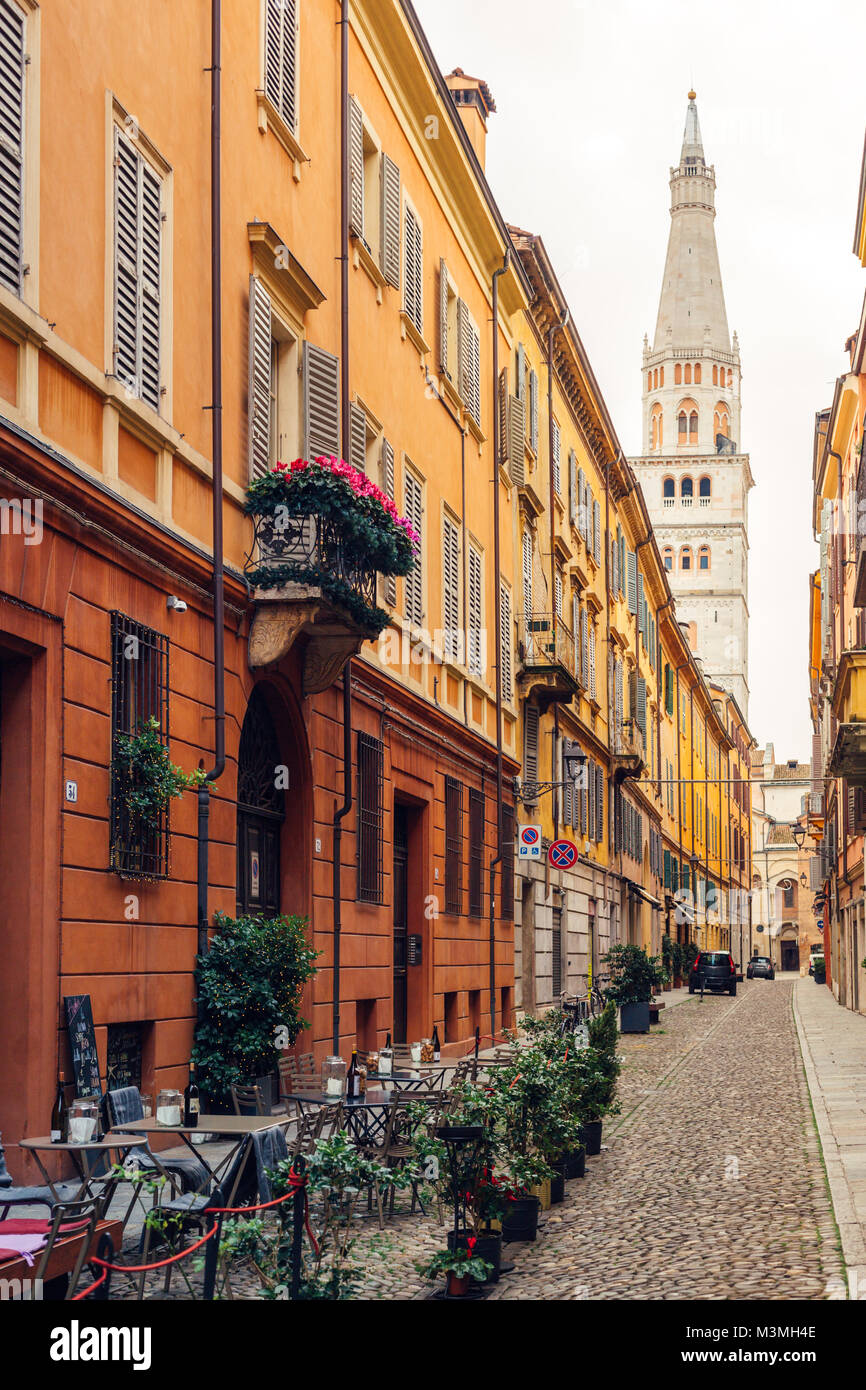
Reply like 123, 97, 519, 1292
248, 584, 369, 696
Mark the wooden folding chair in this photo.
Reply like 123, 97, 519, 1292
32, 1197, 102, 1299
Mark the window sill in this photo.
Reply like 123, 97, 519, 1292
440, 372, 463, 413
352, 237, 386, 302
465, 412, 486, 447
399, 311, 430, 358
256, 92, 309, 180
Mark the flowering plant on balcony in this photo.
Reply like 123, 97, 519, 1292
244, 457, 418, 634
245, 456, 419, 574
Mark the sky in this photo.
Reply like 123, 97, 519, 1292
414, 0, 866, 759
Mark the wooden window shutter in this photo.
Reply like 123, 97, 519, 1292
114, 129, 162, 411
596, 764, 604, 843
523, 704, 539, 788
615, 658, 623, 729
380, 153, 401, 287
554, 570, 563, 618
442, 516, 460, 658
569, 450, 577, 527
627, 549, 637, 614
468, 544, 483, 676
403, 470, 423, 626
517, 343, 526, 402
498, 366, 509, 464
348, 97, 365, 239
638, 573, 645, 644
500, 581, 513, 700
469, 788, 484, 916
561, 747, 572, 827
349, 401, 367, 475
593, 498, 601, 565
0, 0, 24, 294
444, 776, 462, 914
507, 395, 526, 486
265, 0, 298, 134
529, 369, 538, 452
580, 768, 588, 837
577, 467, 586, 537
248, 276, 273, 479
403, 203, 423, 334
457, 299, 481, 424
522, 530, 533, 616
302, 341, 340, 458
357, 732, 384, 902
636, 676, 647, 736
588, 758, 596, 841
572, 593, 579, 661
589, 623, 596, 700
381, 438, 396, 606
580, 606, 589, 689
439, 258, 449, 374
552, 419, 561, 495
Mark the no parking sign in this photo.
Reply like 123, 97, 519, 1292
548, 838, 578, 870
518, 824, 542, 860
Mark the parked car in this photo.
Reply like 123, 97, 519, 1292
689, 951, 737, 995
746, 956, 775, 980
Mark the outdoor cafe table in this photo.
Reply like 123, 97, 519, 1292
107, 1114, 290, 1195
283, 1086, 430, 1146
18, 1135, 149, 1206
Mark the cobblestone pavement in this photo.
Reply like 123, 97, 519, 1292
112, 978, 844, 1300
489, 978, 844, 1301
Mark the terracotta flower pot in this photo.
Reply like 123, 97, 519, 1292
446, 1273, 470, 1297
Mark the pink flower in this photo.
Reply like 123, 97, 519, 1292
268, 456, 419, 549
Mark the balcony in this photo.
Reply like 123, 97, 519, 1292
612, 718, 645, 784
828, 649, 866, 785
516, 611, 578, 711
245, 510, 379, 696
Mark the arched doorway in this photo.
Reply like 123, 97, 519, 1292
236, 688, 285, 916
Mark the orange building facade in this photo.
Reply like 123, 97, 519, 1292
0, 0, 528, 1166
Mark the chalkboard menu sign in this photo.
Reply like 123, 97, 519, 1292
63, 995, 102, 1098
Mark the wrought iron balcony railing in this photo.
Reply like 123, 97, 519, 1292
614, 717, 645, 763
517, 611, 576, 677
246, 511, 377, 611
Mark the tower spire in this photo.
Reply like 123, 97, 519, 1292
681, 89, 704, 165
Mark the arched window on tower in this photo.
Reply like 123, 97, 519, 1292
674, 363, 682, 385
647, 371, 652, 391
680, 546, 693, 571
651, 403, 664, 451
698, 545, 710, 571
680, 476, 693, 505
663, 546, 674, 571
712, 364, 718, 385
662, 475, 675, 503
659, 366, 664, 386
727, 369, 733, 388
714, 403, 729, 442
684, 363, 692, 385
694, 363, 702, 384
699, 475, 711, 504
688, 411, 698, 444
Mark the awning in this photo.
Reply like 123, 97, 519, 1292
625, 879, 662, 909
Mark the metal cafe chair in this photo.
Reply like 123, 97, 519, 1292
370, 1090, 445, 1229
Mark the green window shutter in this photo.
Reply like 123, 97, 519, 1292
627, 550, 637, 613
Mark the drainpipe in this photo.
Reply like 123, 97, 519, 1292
674, 660, 689, 941
488, 245, 511, 1047
197, 0, 227, 960
547, 308, 569, 838
332, 0, 353, 1054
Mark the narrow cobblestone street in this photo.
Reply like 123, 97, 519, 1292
485, 979, 844, 1301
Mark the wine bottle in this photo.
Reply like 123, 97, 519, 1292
347, 1048, 361, 1099
432, 1024, 441, 1062
379, 1031, 393, 1077
50, 1072, 67, 1144
184, 1064, 200, 1128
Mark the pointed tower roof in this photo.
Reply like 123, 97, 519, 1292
652, 91, 730, 353
680, 90, 704, 165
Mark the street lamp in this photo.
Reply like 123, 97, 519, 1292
438, 1124, 484, 1254
792, 824, 806, 849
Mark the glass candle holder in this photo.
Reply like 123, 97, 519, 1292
322, 1056, 346, 1099
67, 1099, 99, 1145
410, 1041, 422, 1065
156, 1089, 183, 1126
139, 1093, 152, 1119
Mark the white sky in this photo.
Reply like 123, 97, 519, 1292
414, 0, 866, 759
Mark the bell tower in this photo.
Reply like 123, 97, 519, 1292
632, 93, 753, 716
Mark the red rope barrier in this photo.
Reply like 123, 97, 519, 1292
71, 1267, 108, 1301
90, 1222, 220, 1273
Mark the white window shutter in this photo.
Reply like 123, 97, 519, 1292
303, 342, 340, 459
469, 544, 483, 676
552, 420, 561, 495
569, 450, 577, 527
265, 0, 298, 135
114, 128, 162, 412
593, 498, 601, 565
457, 299, 481, 425
589, 624, 596, 700
404, 471, 423, 626
381, 438, 396, 606
627, 550, 638, 614
577, 467, 586, 538
403, 204, 423, 334
443, 516, 460, 658
439, 258, 449, 375
500, 581, 512, 699
380, 153, 400, 288
507, 395, 526, 486
248, 276, 272, 479
348, 97, 365, 240
554, 571, 563, 618
581, 607, 588, 689
0, 0, 24, 294
522, 530, 533, 617
349, 401, 367, 475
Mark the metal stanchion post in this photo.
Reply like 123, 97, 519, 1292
290, 1156, 306, 1301
202, 1185, 224, 1301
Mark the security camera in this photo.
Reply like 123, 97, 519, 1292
167, 595, 187, 613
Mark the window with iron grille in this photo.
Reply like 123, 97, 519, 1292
444, 775, 462, 914
109, 612, 170, 879
357, 732, 384, 902
500, 805, 514, 919
469, 788, 484, 916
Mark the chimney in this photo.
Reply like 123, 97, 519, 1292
445, 68, 496, 170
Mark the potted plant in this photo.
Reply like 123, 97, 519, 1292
420, 1243, 493, 1298
603, 944, 666, 1033
660, 935, 675, 991
671, 941, 684, 988
192, 911, 319, 1108
814, 955, 827, 984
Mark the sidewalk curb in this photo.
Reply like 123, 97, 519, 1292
793, 980, 866, 1297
